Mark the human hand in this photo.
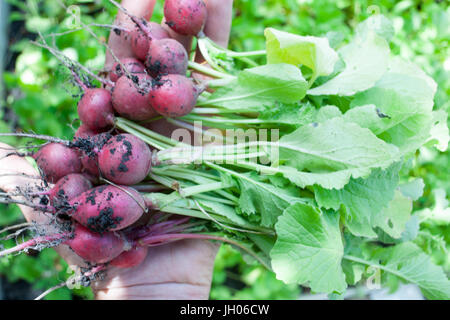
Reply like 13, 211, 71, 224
0, 0, 233, 300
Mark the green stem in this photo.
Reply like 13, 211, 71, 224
192, 107, 227, 114
206, 78, 235, 88
197, 38, 228, 72
193, 193, 236, 206
151, 166, 239, 203
232, 161, 280, 175
117, 117, 178, 147
226, 50, 267, 58
156, 166, 221, 182
343, 255, 417, 285
149, 197, 271, 235
181, 181, 231, 198
148, 173, 231, 207
165, 118, 224, 142
148, 173, 176, 190
182, 114, 283, 125
188, 61, 234, 79
116, 122, 168, 150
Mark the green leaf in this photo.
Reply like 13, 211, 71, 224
25, 16, 55, 33
315, 163, 401, 237
271, 203, 346, 293
373, 190, 413, 239
345, 243, 450, 300
427, 110, 449, 152
347, 57, 438, 154
417, 189, 450, 226
314, 105, 342, 122
257, 102, 317, 128
308, 32, 390, 96
342, 260, 364, 285
377, 214, 420, 244
200, 64, 307, 111
355, 14, 395, 42
398, 179, 425, 201
236, 173, 304, 227
247, 234, 276, 258
274, 117, 399, 189
264, 28, 338, 81
195, 199, 250, 228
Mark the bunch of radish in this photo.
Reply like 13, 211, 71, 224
0, 0, 213, 276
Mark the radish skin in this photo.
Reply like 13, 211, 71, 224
112, 74, 157, 121
49, 173, 93, 206
69, 185, 146, 233
131, 22, 170, 61
65, 224, 126, 264
77, 88, 115, 131
98, 134, 152, 185
164, 0, 207, 36
109, 246, 148, 268
110, 58, 145, 82
150, 74, 197, 117
145, 38, 188, 77
34, 143, 82, 183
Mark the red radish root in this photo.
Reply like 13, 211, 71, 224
110, 58, 145, 82
77, 133, 113, 178
65, 224, 126, 264
164, 0, 207, 36
34, 143, 82, 183
77, 88, 115, 131
150, 74, 198, 117
112, 74, 157, 121
74, 124, 100, 139
145, 38, 188, 77
48, 174, 93, 207
98, 134, 152, 185
110, 246, 148, 268
69, 185, 146, 233
130, 22, 170, 61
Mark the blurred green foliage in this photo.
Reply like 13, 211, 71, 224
0, 0, 448, 300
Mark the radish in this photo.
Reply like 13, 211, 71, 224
131, 22, 170, 61
145, 38, 188, 77
109, 246, 148, 268
164, 0, 207, 36
68, 185, 146, 233
48, 173, 93, 207
78, 133, 113, 178
110, 58, 145, 82
111, 74, 157, 121
77, 88, 115, 131
98, 134, 152, 185
74, 124, 100, 139
149, 74, 198, 117
66, 224, 127, 264
33, 143, 82, 183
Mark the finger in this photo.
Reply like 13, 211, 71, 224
105, 0, 157, 69
191, 0, 233, 83
202, 0, 233, 48
0, 144, 39, 194
195, 0, 233, 65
